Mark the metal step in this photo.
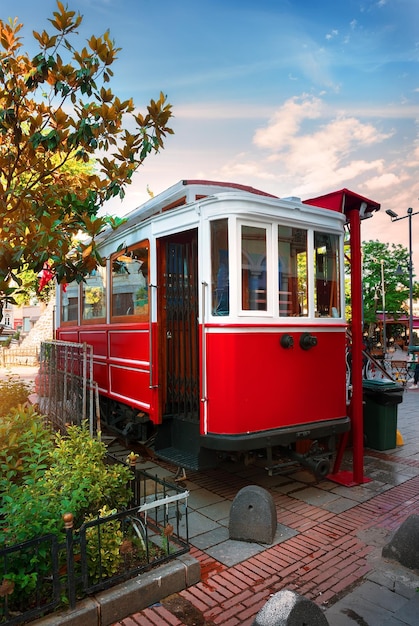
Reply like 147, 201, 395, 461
155, 446, 215, 471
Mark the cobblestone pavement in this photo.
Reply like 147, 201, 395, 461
110, 388, 419, 626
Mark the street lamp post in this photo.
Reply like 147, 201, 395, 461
386, 207, 419, 346
380, 259, 386, 356
373, 259, 386, 357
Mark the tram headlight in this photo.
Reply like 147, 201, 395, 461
300, 332, 318, 350
280, 334, 294, 349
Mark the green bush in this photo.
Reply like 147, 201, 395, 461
0, 405, 53, 505
1, 419, 131, 546
0, 414, 132, 610
45, 423, 131, 527
85, 506, 124, 583
0, 374, 31, 416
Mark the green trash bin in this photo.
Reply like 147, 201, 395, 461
362, 380, 404, 451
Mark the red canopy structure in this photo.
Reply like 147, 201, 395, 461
304, 189, 381, 486
376, 314, 419, 329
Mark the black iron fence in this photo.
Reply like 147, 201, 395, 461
0, 468, 189, 625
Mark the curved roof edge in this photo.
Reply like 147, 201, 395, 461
181, 179, 278, 198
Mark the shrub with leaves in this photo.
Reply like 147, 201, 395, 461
0, 374, 31, 416
85, 506, 124, 583
1, 421, 131, 546
45, 422, 131, 527
0, 419, 132, 611
0, 405, 53, 506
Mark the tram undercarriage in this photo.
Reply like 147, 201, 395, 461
99, 396, 350, 480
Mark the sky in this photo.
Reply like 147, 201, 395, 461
8, 0, 419, 269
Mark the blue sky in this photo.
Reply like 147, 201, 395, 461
9, 0, 419, 264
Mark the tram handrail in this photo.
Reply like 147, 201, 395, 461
149, 284, 158, 389
201, 281, 208, 406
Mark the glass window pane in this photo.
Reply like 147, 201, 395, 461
61, 282, 79, 323
111, 241, 149, 321
278, 226, 307, 317
211, 219, 229, 316
314, 232, 340, 317
82, 266, 106, 322
242, 225, 267, 311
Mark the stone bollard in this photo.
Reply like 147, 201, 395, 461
252, 589, 329, 626
382, 513, 419, 569
229, 485, 277, 544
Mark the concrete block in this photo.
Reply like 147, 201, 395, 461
229, 485, 277, 544
98, 558, 200, 625
178, 553, 201, 586
252, 589, 329, 626
382, 514, 419, 570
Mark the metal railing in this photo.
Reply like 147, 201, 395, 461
0, 469, 189, 625
37, 340, 96, 435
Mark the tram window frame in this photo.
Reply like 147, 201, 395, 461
313, 231, 341, 318
240, 222, 271, 315
110, 240, 150, 324
211, 219, 230, 316
60, 281, 80, 326
81, 265, 107, 325
277, 225, 308, 317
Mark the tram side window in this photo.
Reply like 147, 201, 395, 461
211, 219, 229, 316
314, 232, 340, 317
278, 226, 307, 316
242, 225, 267, 311
61, 282, 79, 324
82, 265, 106, 322
111, 241, 149, 322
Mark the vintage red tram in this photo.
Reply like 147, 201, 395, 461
55, 180, 379, 477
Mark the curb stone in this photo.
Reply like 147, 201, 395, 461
30, 555, 200, 626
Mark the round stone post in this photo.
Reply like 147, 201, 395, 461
252, 589, 329, 626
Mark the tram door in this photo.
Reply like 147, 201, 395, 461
157, 229, 200, 423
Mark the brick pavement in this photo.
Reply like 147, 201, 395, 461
108, 388, 419, 625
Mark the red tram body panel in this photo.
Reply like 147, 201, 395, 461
55, 180, 379, 476
204, 327, 347, 436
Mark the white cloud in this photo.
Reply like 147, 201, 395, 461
253, 95, 323, 149
364, 172, 404, 190
253, 96, 392, 176
325, 29, 339, 40
212, 94, 397, 198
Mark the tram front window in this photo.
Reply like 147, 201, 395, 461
211, 219, 229, 316
278, 226, 307, 317
314, 232, 340, 317
242, 225, 267, 311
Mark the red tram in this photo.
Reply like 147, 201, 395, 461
55, 180, 379, 477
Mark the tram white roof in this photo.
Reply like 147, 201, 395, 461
99, 180, 380, 244
123, 179, 278, 221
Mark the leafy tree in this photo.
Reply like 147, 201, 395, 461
361, 240, 418, 324
0, 1, 173, 316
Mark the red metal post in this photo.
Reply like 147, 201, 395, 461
347, 208, 364, 484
